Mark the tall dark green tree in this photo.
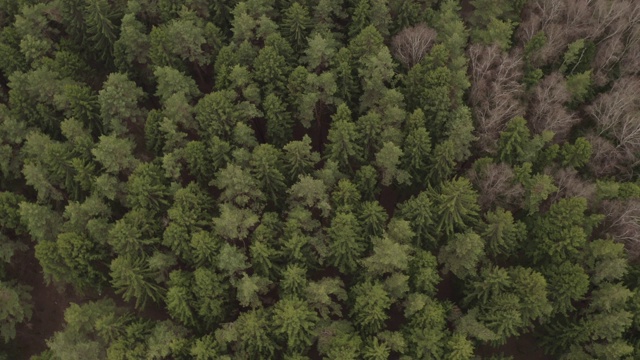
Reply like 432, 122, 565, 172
282, 2, 311, 51
84, 0, 120, 62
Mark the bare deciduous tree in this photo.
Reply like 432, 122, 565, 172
601, 199, 640, 259
539, 23, 572, 64
516, 0, 581, 63
391, 24, 437, 68
468, 44, 526, 152
592, 0, 640, 42
548, 167, 596, 204
619, 25, 640, 77
593, 37, 625, 86
468, 162, 524, 211
516, 0, 640, 68
528, 72, 579, 140
586, 134, 636, 179
587, 77, 640, 156
517, 12, 542, 45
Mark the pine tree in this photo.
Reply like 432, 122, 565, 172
282, 3, 311, 51
166, 271, 197, 328
560, 137, 592, 169
264, 93, 293, 148
350, 280, 392, 334
362, 235, 411, 276
334, 47, 358, 106
435, 178, 480, 237
438, 231, 485, 279
250, 144, 287, 204
98, 73, 145, 136
348, 25, 384, 66
195, 90, 240, 141
332, 179, 362, 212
480, 208, 526, 256
217, 309, 276, 358
328, 212, 365, 273
358, 201, 387, 238
445, 333, 474, 360
326, 104, 362, 172
283, 135, 320, 181
236, 272, 271, 308
402, 123, 431, 179
253, 46, 289, 92
281, 264, 308, 298
110, 255, 164, 309
272, 297, 319, 352
84, 0, 120, 62
362, 337, 391, 360
305, 277, 347, 319
542, 261, 590, 315
0, 281, 32, 343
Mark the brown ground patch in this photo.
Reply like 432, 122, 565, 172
7, 245, 78, 359
460, 0, 475, 21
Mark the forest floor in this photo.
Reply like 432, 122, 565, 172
8, 245, 78, 359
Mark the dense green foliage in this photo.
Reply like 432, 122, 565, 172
2, 0, 640, 359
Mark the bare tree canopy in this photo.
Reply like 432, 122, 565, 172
601, 199, 640, 258
468, 44, 526, 152
527, 72, 579, 140
587, 77, 640, 156
391, 23, 437, 68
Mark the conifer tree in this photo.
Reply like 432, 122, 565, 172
84, 0, 120, 62
282, 3, 311, 51
272, 297, 319, 352
435, 178, 480, 237
328, 212, 365, 273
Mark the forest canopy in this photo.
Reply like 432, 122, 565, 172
2, 0, 640, 359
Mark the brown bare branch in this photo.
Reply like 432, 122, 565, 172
601, 199, 640, 259
468, 44, 526, 152
548, 167, 596, 204
468, 162, 524, 211
391, 24, 437, 68
527, 72, 580, 140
